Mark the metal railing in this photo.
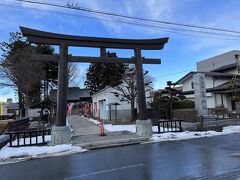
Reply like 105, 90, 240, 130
6, 129, 51, 147
152, 119, 183, 134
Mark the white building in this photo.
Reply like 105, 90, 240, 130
91, 86, 153, 122
176, 50, 240, 111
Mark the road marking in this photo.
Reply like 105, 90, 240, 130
64, 163, 144, 180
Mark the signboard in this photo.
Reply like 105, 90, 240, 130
193, 73, 208, 116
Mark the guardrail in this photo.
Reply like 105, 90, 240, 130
6, 129, 51, 147
152, 119, 183, 134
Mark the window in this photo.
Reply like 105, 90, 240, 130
191, 82, 194, 89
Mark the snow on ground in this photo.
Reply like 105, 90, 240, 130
104, 124, 165, 133
86, 117, 240, 142
150, 126, 240, 142
104, 124, 136, 132
0, 135, 87, 165
88, 118, 101, 125
87, 118, 173, 133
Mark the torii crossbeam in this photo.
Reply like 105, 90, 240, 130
20, 26, 168, 144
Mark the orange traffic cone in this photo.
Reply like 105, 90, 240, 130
98, 116, 106, 136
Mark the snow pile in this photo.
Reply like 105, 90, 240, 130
150, 131, 220, 142
88, 118, 100, 125
86, 118, 240, 142
87, 118, 166, 133
0, 135, 87, 165
0, 144, 87, 165
150, 126, 240, 142
103, 124, 172, 133
104, 124, 136, 133
222, 125, 240, 134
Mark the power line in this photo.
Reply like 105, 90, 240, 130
1, 2, 240, 41
154, 68, 195, 78
2, 1, 239, 80
17, 0, 240, 35
154, 57, 236, 79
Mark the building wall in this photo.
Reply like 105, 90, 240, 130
182, 72, 236, 109
92, 87, 132, 121
197, 50, 240, 72
92, 86, 153, 121
0, 102, 4, 115
179, 50, 240, 111
214, 94, 232, 110
182, 77, 193, 92
182, 75, 216, 92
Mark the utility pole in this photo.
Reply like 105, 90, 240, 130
230, 54, 240, 102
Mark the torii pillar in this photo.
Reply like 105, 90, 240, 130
51, 44, 71, 145
134, 48, 152, 137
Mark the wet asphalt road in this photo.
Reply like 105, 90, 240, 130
1, 134, 240, 180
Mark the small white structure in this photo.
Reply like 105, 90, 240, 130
91, 86, 153, 122
176, 50, 240, 111
3, 99, 19, 115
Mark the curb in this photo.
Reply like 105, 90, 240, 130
75, 137, 149, 150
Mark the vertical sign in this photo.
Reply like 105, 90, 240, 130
193, 73, 208, 116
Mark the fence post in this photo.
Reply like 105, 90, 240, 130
199, 115, 204, 131
9, 133, 12, 147
24, 132, 26, 146
30, 132, 32, 145
42, 131, 45, 143
179, 120, 183, 132
17, 134, 19, 146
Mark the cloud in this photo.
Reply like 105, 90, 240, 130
184, 2, 240, 55
145, 0, 175, 20
64, 0, 181, 36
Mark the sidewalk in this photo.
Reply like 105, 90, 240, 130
72, 131, 148, 149
69, 115, 102, 136
69, 115, 148, 149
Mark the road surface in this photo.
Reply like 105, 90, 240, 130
1, 134, 240, 180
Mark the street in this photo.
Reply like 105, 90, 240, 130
1, 134, 240, 180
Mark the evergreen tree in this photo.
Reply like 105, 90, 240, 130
84, 52, 128, 94
34, 44, 57, 99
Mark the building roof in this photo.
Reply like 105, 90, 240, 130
182, 81, 240, 95
50, 87, 91, 102
91, 86, 112, 97
5, 103, 19, 109
91, 84, 154, 97
209, 81, 240, 92
176, 71, 238, 84
212, 63, 237, 72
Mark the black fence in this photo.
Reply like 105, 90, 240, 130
8, 117, 29, 132
6, 129, 51, 147
152, 119, 183, 134
0, 114, 15, 120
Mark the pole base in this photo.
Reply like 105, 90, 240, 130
50, 125, 71, 145
99, 133, 107, 136
136, 119, 152, 137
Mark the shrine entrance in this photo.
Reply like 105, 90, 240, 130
20, 26, 168, 144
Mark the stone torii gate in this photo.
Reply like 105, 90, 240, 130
20, 26, 168, 145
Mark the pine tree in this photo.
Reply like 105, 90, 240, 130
84, 52, 128, 94
34, 44, 57, 99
